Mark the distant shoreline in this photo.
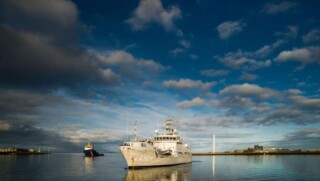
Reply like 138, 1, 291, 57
0, 152, 50, 155
192, 151, 320, 156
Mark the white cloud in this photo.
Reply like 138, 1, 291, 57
179, 40, 191, 49
288, 128, 320, 139
170, 48, 185, 55
200, 69, 230, 77
255, 39, 285, 57
214, 26, 301, 71
240, 72, 258, 81
218, 26, 294, 64
217, 20, 246, 40
287, 26, 298, 38
190, 54, 199, 60
100, 50, 135, 65
220, 83, 279, 99
99, 69, 119, 83
259, 107, 305, 125
63, 128, 125, 142
3, 0, 78, 31
163, 78, 216, 91
179, 115, 242, 129
137, 59, 165, 71
261, 1, 297, 14
98, 50, 165, 73
215, 50, 271, 71
287, 89, 303, 95
275, 26, 298, 39
0, 123, 11, 131
126, 0, 182, 31
176, 29, 184, 37
276, 46, 320, 64
170, 40, 191, 56
255, 26, 297, 58
267, 128, 320, 149
2, 0, 81, 48
297, 82, 306, 87
289, 95, 320, 109
303, 29, 320, 44
204, 82, 320, 126
177, 97, 206, 108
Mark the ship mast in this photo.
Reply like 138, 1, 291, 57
164, 116, 174, 134
134, 121, 138, 141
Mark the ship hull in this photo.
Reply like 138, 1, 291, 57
119, 146, 192, 167
83, 149, 101, 157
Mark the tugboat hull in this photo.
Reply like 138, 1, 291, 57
83, 149, 104, 157
83, 142, 104, 157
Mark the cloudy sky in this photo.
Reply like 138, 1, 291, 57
1, 0, 320, 152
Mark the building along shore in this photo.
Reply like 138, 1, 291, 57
192, 145, 320, 156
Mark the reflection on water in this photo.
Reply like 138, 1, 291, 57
1, 154, 320, 181
84, 157, 94, 174
280, 155, 320, 176
212, 156, 215, 177
193, 155, 320, 180
123, 163, 192, 181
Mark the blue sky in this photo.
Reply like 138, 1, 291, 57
0, 0, 320, 152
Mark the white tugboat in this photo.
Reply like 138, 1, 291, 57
119, 117, 192, 168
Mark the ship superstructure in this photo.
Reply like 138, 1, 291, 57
83, 142, 94, 157
83, 142, 103, 157
119, 117, 192, 167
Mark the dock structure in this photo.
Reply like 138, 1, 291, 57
0, 147, 16, 154
192, 151, 320, 156
0, 147, 50, 155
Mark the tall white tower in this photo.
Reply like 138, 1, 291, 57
213, 134, 216, 153
212, 134, 216, 177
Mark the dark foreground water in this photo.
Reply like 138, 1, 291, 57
1, 153, 320, 181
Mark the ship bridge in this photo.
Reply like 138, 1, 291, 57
153, 117, 183, 143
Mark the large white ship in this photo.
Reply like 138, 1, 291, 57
119, 117, 192, 167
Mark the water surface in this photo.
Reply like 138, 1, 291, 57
0, 153, 319, 180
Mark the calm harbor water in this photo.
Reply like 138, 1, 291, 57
1, 153, 319, 181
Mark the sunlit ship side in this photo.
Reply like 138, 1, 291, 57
119, 117, 192, 167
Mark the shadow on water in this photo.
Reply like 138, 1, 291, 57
123, 163, 192, 181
